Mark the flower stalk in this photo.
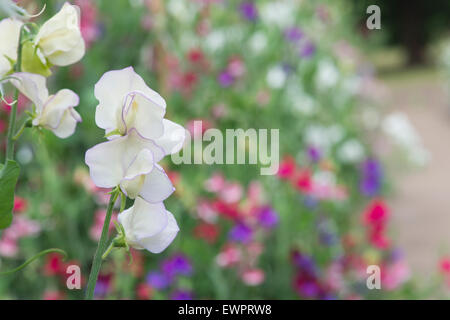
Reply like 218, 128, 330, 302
85, 187, 119, 300
5, 25, 25, 162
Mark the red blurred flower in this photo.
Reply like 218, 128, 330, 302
13, 196, 28, 213
363, 199, 389, 226
277, 156, 296, 179
212, 200, 240, 220
194, 222, 219, 244
293, 169, 312, 193
136, 283, 153, 300
43, 253, 66, 276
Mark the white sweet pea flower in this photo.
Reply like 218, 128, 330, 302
34, 2, 85, 66
95, 67, 186, 153
95, 67, 169, 139
0, 18, 23, 77
10, 72, 81, 138
118, 197, 179, 253
85, 129, 176, 202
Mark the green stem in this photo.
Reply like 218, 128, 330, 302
0, 248, 67, 275
5, 89, 19, 161
12, 119, 30, 141
85, 188, 119, 300
5, 25, 26, 163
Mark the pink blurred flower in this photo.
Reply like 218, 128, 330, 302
204, 172, 225, 193
216, 244, 241, 267
219, 182, 243, 204
242, 268, 265, 286
196, 200, 218, 223
227, 56, 246, 78
211, 103, 228, 120
381, 260, 410, 291
75, 0, 100, 48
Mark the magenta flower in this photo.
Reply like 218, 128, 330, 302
218, 71, 234, 87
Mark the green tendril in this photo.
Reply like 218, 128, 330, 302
0, 248, 67, 276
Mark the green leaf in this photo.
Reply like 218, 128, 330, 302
20, 41, 52, 77
0, 160, 20, 229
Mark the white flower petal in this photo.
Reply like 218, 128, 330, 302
137, 210, 179, 253
122, 92, 165, 139
85, 130, 164, 189
41, 89, 79, 129
50, 108, 81, 138
35, 2, 85, 66
10, 72, 48, 110
123, 148, 154, 180
154, 119, 186, 155
139, 164, 174, 203
118, 197, 168, 244
0, 18, 22, 76
85, 137, 127, 188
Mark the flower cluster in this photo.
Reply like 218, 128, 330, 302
0, 2, 85, 138
85, 67, 186, 254
193, 172, 278, 286
277, 153, 347, 203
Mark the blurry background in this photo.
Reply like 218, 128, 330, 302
0, 0, 450, 299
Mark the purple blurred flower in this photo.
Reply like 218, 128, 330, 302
146, 271, 171, 290
94, 274, 111, 297
292, 251, 317, 277
229, 223, 253, 243
307, 145, 321, 163
300, 41, 316, 58
171, 290, 194, 300
218, 71, 234, 87
359, 158, 382, 196
162, 254, 193, 278
284, 27, 303, 42
296, 280, 321, 298
239, 2, 258, 21
258, 206, 279, 229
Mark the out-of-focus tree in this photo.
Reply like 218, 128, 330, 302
351, 0, 450, 65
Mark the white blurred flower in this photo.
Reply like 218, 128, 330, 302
167, 0, 195, 23
315, 59, 339, 91
10, 72, 81, 138
382, 112, 430, 166
35, 2, 85, 66
266, 66, 286, 89
205, 30, 226, 52
304, 124, 344, 154
260, 1, 295, 28
337, 139, 365, 163
0, 18, 23, 77
118, 197, 179, 253
249, 31, 267, 54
